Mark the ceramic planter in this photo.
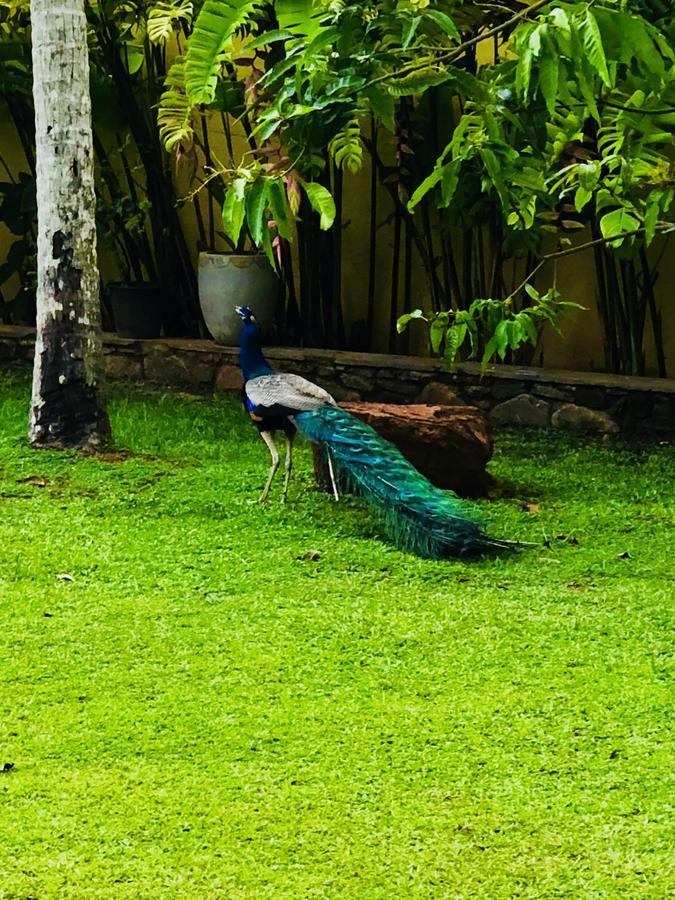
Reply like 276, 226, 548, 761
198, 252, 279, 345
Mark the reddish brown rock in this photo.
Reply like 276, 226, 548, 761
313, 402, 493, 497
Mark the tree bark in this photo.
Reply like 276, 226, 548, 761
28, 0, 109, 448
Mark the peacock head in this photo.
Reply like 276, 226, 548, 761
234, 305, 256, 324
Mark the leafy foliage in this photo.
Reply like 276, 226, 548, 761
184, 0, 260, 105
150, 0, 674, 359
398, 286, 585, 369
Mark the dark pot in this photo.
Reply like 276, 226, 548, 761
108, 282, 164, 339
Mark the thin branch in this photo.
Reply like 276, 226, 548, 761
505, 224, 673, 302
364, 0, 551, 90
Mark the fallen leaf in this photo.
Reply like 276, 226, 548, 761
297, 551, 321, 562
17, 476, 47, 487
56, 573, 75, 582
523, 502, 540, 515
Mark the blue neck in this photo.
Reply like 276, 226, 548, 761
239, 321, 274, 381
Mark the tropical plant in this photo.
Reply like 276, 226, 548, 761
157, 0, 673, 364
0, 0, 205, 332
0, 171, 36, 323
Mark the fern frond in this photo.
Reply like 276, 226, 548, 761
328, 119, 363, 175
147, 0, 194, 45
157, 60, 194, 152
185, 0, 260, 106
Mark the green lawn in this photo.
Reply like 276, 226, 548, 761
0, 371, 672, 899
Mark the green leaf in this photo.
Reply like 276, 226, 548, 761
494, 319, 510, 360
430, 317, 446, 354
574, 185, 592, 212
516, 38, 533, 99
254, 112, 283, 142
402, 16, 421, 50
440, 160, 461, 208
408, 166, 443, 211
266, 179, 293, 241
479, 148, 508, 209
303, 183, 335, 230
397, 309, 424, 333
582, 9, 611, 88
444, 323, 467, 365
245, 179, 267, 245
599, 208, 640, 247
524, 283, 541, 303
364, 87, 395, 132
424, 9, 460, 42
260, 218, 277, 270
246, 29, 296, 52
387, 67, 448, 97
643, 192, 664, 246
185, 0, 260, 105
221, 177, 247, 245
539, 53, 559, 114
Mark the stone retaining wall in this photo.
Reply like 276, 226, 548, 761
1, 325, 673, 437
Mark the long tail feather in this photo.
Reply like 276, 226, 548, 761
296, 406, 511, 559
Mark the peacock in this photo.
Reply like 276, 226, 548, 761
235, 305, 512, 558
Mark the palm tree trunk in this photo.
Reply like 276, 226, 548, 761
28, 0, 109, 448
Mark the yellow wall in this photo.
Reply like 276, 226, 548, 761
1, 99, 673, 375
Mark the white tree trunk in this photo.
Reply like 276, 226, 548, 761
28, 0, 109, 447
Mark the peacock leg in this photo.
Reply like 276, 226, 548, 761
282, 431, 295, 503
259, 431, 280, 503
326, 449, 340, 502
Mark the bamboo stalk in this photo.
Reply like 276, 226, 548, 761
640, 247, 666, 377
389, 204, 402, 354
366, 118, 378, 347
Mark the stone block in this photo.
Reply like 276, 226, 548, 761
464, 384, 491, 398
573, 386, 607, 410
532, 383, 570, 401
144, 350, 216, 388
491, 380, 528, 401
341, 373, 374, 393
551, 404, 619, 435
0, 340, 18, 361
215, 363, 244, 392
646, 394, 675, 434
489, 394, 550, 427
104, 354, 143, 380
329, 385, 362, 402
376, 377, 419, 398
415, 381, 465, 406
316, 365, 337, 379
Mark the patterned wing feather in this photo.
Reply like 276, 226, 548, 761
245, 374, 336, 412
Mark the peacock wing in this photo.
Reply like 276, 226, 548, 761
245, 373, 336, 412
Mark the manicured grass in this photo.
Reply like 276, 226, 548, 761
0, 371, 672, 898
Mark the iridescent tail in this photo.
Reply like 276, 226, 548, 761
296, 406, 512, 559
